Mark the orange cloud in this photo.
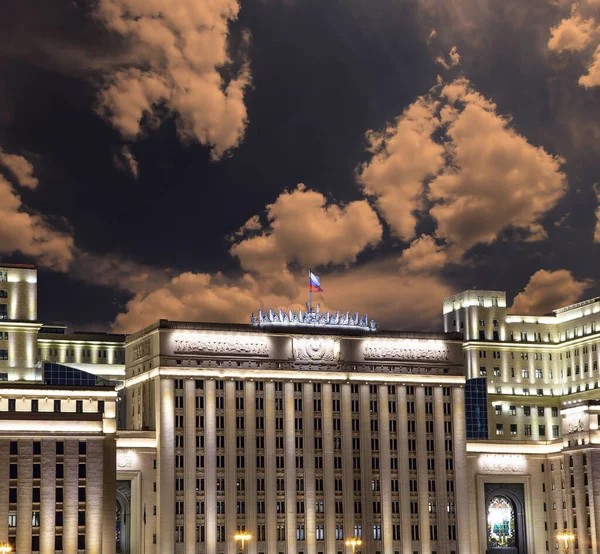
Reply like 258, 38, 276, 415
548, 9, 595, 53
358, 98, 445, 241
398, 234, 449, 273
0, 150, 38, 189
360, 77, 566, 257
429, 79, 566, 252
112, 259, 452, 332
230, 184, 383, 272
0, 175, 73, 271
510, 269, 592, 315
95, 0, 251, 159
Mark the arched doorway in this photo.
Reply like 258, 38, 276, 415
116, 481, 131, 554
484, 483, 526, 554
487, 496, 516, 548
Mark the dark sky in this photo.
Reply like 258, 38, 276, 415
1, 0, 599, 332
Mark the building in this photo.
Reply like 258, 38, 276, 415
4, 261, 600, 553
117, 316, 469, 554
444, 290, 600, 553
0, 264, 124, 554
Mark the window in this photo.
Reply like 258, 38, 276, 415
496, 424, 504, 436
539, 425, 546, 437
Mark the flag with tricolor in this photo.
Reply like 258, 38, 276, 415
309, 270, 323, 292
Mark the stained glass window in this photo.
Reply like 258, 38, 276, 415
487, 496, 516, 548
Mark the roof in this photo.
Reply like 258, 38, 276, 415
125, 318, 463, 343
0, 263, 36, 269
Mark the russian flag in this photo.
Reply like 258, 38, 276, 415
309, 271, 323, 292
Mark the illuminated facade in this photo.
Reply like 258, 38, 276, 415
7, 260, 600, 553
0, 264, 123, 554
444, 290, 600, 553
118, 321, 470, 554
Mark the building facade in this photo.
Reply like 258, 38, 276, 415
5, 261, 600, 553
0, 264, 123, 554
117, 319, 469, 554
444, 290, 600, 553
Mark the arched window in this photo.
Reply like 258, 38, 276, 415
487, 495, 516, 548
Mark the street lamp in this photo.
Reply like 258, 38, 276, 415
234, 531, 252, 554
345, 538, 362, 554
557, 531, 575, 553
0, 544, 12, 554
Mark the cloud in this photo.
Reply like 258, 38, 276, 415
358, 77, 566, 256
593, 183, 600, 242
69, 251, 172, 294
398, 234, 449, 273
112, 145, 139, 178
95, 0, 251, 159
230, 184, 383, 273
427, 29, 437, 44
510, 269, 592, 314
548, 9, 596, 53
0, 150, 38, 189
579, 44, 600, 86
358, 97, 445, 241
112, 258, 452, 332
546, 3, 600, 88
436, 46, 461, 69
429, 79, 567, 252
0, 174, 74, 271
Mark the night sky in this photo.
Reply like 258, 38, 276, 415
1, 0, 600, 332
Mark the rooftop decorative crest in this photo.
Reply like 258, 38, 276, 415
251, 305, 377, 331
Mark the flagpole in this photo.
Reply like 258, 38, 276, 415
308, 269, 313, 312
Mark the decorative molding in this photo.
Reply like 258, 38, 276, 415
363, 340, 450, 361
117, 449, 133, 469
132, 339, 151, 361
480, 454, 526, 473
173, 334, 269, 356
567, 416, 584, 434
293, 336, 340, 362
252, 308, 376, 331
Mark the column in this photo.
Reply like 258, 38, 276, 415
451, 387, 471, 553
86, 439, 103, 554
322, 384, 336, 554
303, 383, 316, 554
284, 382, 297, 554
102, 435, 117, 554
63, 439, 78, 554
185, 379, 196, 554
226, 381, 238, 554
0, 441, 7, 543
245, 381, 257, 554
341, 385, 354, 543
265, 382, 277, 553
359, 385, 373, 554
378, 386, 392, 553
40, 439, 56, 554
433, 388, 448, 554
158, 378, 175, 554
415, 387, 430, 553
16, 440, 33, 554
396, 387, 411, 554
573, 452, 588, 552
206, 380, 217, 554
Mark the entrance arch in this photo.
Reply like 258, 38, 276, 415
487, 495, 516, 548
116, 481, 131, 554
484, 483, 527, 554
